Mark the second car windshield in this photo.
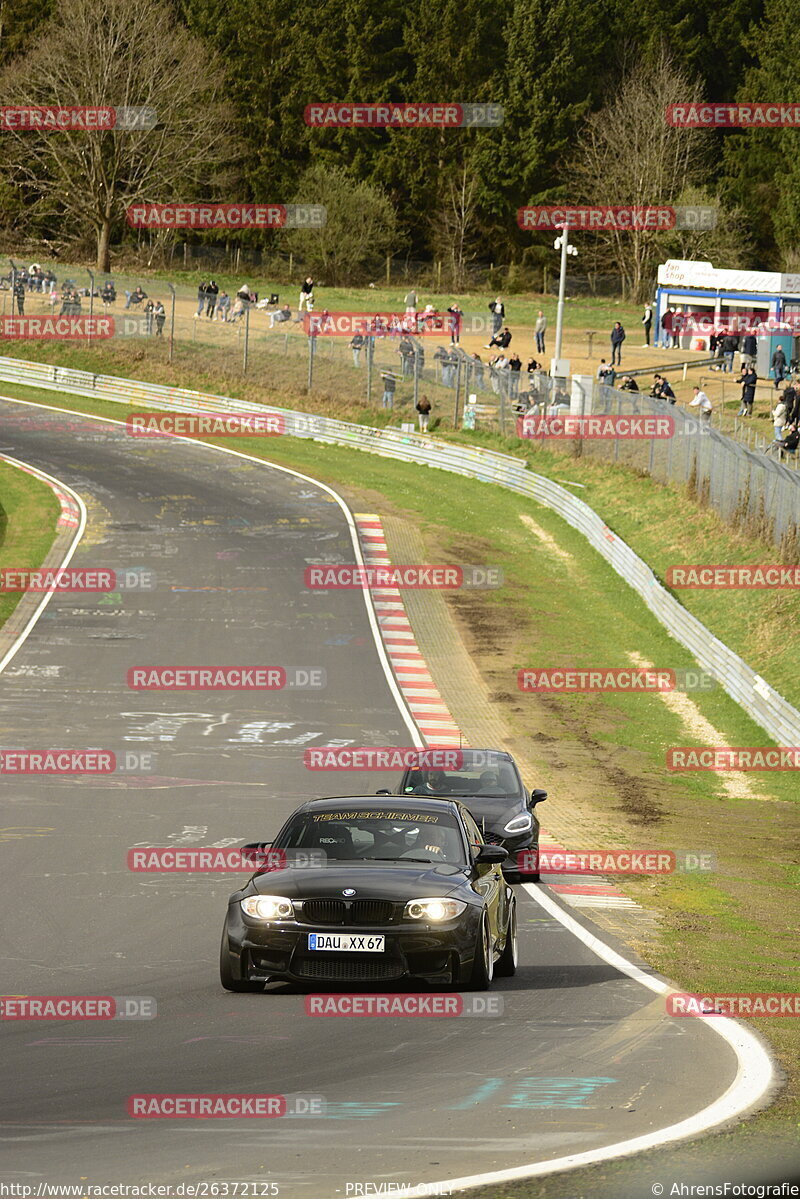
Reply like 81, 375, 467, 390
278, 809, 468, 865
404, 765, 522, 799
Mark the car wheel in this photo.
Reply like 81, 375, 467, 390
469, 914, 494, 990
495, 897, 518, 977
219, 928, 263, 993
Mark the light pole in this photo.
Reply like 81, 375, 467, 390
552, 224, 577, 377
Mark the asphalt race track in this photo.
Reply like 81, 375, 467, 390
0, 398, 756, 1196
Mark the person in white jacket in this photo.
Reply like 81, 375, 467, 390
772, 397, 788, 441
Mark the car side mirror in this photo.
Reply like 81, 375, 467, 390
375, 789, 392, 796
530, 789, 547, 806
243, 842, 271, 851
475, 844, 508, 865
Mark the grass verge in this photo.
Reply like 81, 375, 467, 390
0, 372, 797, 1191
0, 459, 61, 633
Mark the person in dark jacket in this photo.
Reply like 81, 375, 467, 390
415, 394, 432, 432
719, 332, 738, 373
488, 297, 504, 338
205, 280, 219, 318
610, 321, 626, 366
742, 331, 757, 368
642, 305, 652, 346
771, 344, 787, 389
738, 365, 757, 416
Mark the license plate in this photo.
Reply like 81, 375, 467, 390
308, 933, 385, 952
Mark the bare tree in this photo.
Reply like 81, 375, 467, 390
430, 163, 481, 288
0, 0, 238, 270
569, 52, 710, 301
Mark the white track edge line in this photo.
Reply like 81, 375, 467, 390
0, 394, 776, 1195
0, 394, 423, 750
0, 453, 87, 675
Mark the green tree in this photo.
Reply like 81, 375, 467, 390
284, 163, 398, 283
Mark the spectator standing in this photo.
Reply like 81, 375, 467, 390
597, 358, 613, 382
380, 370, 396, 409
299, 276, 314, 312
447, 303, 462, 345
739, 365, 757, 416
660, 308, 673, 348
13, 278, 24, 315
195, 281, 207, 317
399, 335, 415, 378
642, 304, 653, 345
205, 280, 219, 318
154, 301, 166, 337
772, 396, 788, 440
488, 297, 504, 339
144, 298, 155, 335
742, 330, 757, 368
783, 385, 800, 426
415, 393, 432, 432
772, 344, 787, 389
689, 386, 713, 422
610, 321, 626, 366
350, 332, 364, 367
404, 289, 418, 318
508, 351, 522, 397
535, 310, 547, 354
443, 346, 459, 388
721, 332, 739, 373
471, 353, 485, 389
671, 308, 682, 348
217, 291, 231, 322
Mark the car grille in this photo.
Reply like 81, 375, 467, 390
301, 899, 345, 924
295, 958, 404, 982
351, 899, 394, 924
299, 899, 396, 925
481, 831, 504, 845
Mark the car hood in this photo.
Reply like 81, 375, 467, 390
248, 861, 468, 901
446, 794, 525, 832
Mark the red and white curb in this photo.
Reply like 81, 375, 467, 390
356, 514, 464, 748
355, 513, 642, 914
1, 454, 81, 528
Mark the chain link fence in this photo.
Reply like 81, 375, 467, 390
2, 260, 798, 549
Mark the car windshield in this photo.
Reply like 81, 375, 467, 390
277, 808, 467, 865
403, 762, 522, 800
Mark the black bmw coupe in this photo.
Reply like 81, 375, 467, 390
390, 749, 546, 883
220, 795, 517, 992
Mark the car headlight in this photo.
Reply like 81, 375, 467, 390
404, 898, 466, 922
240, 895, 294, 920
503, 812, 533, 835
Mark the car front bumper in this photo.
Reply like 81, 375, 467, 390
223, 904, 483, 986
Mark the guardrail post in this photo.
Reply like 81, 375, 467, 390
307, 334, 316, 391
366, 336, 374, 405
453, 360, 462, 428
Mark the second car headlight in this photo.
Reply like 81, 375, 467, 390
503, 812, 533, 834
240, 895, 294, 920
404, 898, 466, 922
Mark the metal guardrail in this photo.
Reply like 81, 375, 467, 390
0, 352, 797, 745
